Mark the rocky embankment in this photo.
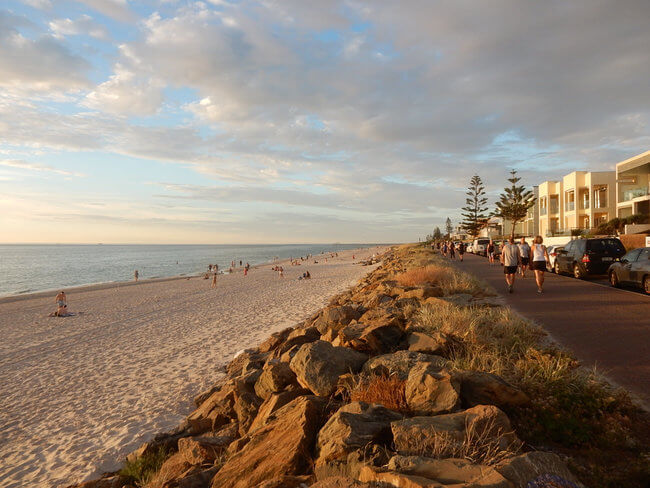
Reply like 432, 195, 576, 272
68, 246, 597, 488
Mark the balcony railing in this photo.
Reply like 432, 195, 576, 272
621, 186, 650, 202
540, 208, 547, 216
565, 202, 575, 211
549, 205, 559, 214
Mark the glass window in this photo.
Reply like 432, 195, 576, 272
586, 239, 625, 254
564, 241, 575, 252
623, 249, 642, 262
638, 249, 650, 261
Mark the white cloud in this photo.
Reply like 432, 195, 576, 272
74, 0, 135, 23
49, 15, 109, 39
0, 159, 85, 177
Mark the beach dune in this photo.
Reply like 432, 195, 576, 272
0, 246, 387, 488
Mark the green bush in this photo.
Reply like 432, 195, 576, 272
119, 447, 170, 487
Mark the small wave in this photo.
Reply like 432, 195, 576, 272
16, 289, 32, 294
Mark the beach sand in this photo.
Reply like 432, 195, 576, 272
0, 246, 387, 488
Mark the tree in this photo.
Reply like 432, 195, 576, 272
433, 226, 442, 240
445, 217, 453, 238
461, 175, 489, 239
494, 170, 536, 239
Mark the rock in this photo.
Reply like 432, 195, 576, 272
361, 292, 393, 309
227, 350, 268, 378
273, 327, 321, 358
358, 466, 444, 488
315, 306, 363, 335
193, 378, 226, 408
210, 396, 326, 488
457, 371, 530, 408
253, 475, 313, 488
290, 341, 368, 396
405, 331, 459, 357
495, 452, 583, 488
233, 389, 262, 435
405, 363, 461, 415
160, 466, 219, 488
248, 387, 311, 433
259, 327, 294, 353
177, 434, 230, 465
254, 360, 297, 399
309, 476, 375, 488
315, 402, 402, 469
187, 376, 244, 435
148, 453, 192, 488
362, 351, 447, 381
125, 424, 190, 464
388, 455, 511, 486
391, 405, 520, 457
227, 435, 250, 455
398, 286, 441, 301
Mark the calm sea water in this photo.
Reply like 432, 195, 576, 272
0, 244, 375, 297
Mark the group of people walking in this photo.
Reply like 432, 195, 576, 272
500, 236, 549, 294
437, 240, 466, 261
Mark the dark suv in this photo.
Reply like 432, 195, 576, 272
555, 237, 626, 279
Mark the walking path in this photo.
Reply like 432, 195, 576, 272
451, 252, 650, 410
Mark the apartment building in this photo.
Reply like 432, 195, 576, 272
616, 150, 650, 218
537, 171, 615, 236
521, 185, 539, 236
562, 171, 616, 231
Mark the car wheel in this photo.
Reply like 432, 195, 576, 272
554, 261, 561, 275
573, 263, 585, 279
644, 276, 650, 295
609, 271, 620, 288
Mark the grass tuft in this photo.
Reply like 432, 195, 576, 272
344, 374, 410, 414
119, 447, 169, 488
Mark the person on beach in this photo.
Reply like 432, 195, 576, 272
501, 237, 521, 293
134, 270, 139, 281
517, 237, 531, 278
487, 240, 496, 265
458, 241, 465, 261
279, 266, 284, 278
530, 235, 550, 294
211, 272, 217, 288
55, 291, 67, 316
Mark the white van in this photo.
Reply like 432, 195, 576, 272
473, 238, 491, 256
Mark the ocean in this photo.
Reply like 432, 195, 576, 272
0, 243, 376, 298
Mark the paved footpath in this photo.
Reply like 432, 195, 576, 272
450, 252, 650, 410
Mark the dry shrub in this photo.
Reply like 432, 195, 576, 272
348, 374, 410, 414
408, 417, 522, 465
395, 265, 447, 287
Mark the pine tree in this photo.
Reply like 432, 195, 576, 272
445, 217, 453, 238
494, 170, 536, 239
433, 226, 442, 240
461, 175, 489, 239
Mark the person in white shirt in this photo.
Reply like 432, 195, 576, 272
530, 235, 550, 293
501, 237, 521, 293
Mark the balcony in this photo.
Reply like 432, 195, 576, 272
620, 186, 649, 202
565, 202, 575, 212
540, 208, 547, 216
549, 205, 559, 214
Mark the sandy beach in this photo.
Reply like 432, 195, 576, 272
0, 246, 387, 488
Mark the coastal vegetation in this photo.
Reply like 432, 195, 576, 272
69, 244, 649, 488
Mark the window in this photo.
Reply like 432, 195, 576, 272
565, 190, 575, 211
639, 249, 650, 261
623, 249, 642, 262
594, 185, 608, 208
586, 239, 625, 254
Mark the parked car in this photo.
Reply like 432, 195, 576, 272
555, 237, 626, 279
473, 238, 491, 256
466, 243, 474, 253
608, 247, 650, 294
546, 244, 566, 273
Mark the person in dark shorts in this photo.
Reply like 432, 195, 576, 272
449, 242, 456, 260
530, 235, 550, 293
517, 237, 531, 278
487, 239, 496, 265
458, 241, 465, 261
500, 237, 521, 293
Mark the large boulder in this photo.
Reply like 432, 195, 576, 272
147, 452, 191, 488
495, 452, 584, 488
357, 467, 443, 488
290, 341, 368, 396
254, 360, 297, 399
258, 327, 294, 353
248, 387, 311, 433
227, 350, 268, 378
457, 371, 529, 408
391, 405, 520, 457
272, 326, 321, 359
210, 396, 326, 488
252, 475, 313, 488
315, 306, 363, 335
362, 351, 447, 380
404, 363, 461, 415
158, 465, 219, 488
315, 402, 402, 469
338, 322, 403, 354
178, 435, 229, 465
387, 455, 512, 486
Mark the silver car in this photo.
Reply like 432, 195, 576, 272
547, 244, 566, 273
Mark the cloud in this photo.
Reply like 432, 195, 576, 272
0, 11, 89, 92
49, 14, 110, 39
0, 159, 86, 177
74, 0, 135, 23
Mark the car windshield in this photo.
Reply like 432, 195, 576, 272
586, 239, 625, 254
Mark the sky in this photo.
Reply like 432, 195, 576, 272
1, 0, 649, 244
